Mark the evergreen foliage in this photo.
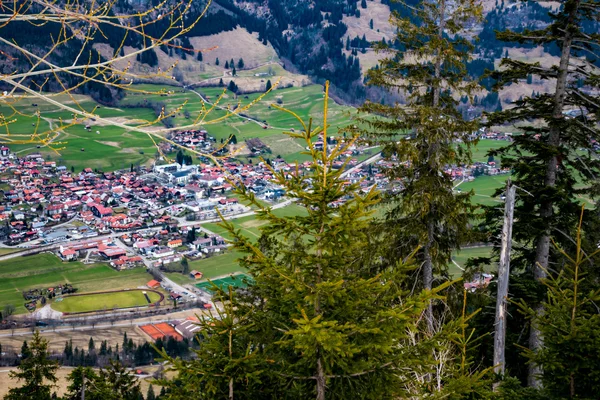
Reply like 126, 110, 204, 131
64, 361, 142, 400
480, 0, 600, 386
5, 331, 58, 400
516, 210, 600, 398
158, 82, 491, 399
361, 0, 483, 330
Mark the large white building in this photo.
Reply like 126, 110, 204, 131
154, 163, 198, 184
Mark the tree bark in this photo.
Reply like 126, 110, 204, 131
432, 0, 446, 108
423, 219, 435, 334
528, 0, 579, 387
315, 225, 326, 400
422, 0, 446, 335
316, 356, 326, 400
493, 181, 516, 387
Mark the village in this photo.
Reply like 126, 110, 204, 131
0, 128, 512, 248
0, 128, 512, 315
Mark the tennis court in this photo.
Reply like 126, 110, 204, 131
195, 274, 252, 293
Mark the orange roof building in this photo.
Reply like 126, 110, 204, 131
147, 280, 161, 289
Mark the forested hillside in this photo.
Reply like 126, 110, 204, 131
3, 0, 596, 108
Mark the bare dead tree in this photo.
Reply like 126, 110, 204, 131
493, 181, 516, 386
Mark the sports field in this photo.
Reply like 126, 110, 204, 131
456, 175, 511, 206
195, 274, 251, 293
0, 253, 153, 314
51, 290, 162, 313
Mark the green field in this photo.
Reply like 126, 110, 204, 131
467, 139, 508, 163
195, 274, 251, 293
2, 83, 359, 171
0, 253, 152, 314
51, 290, 162, 313
450, 246, 495, 277
188, 251, 246, 281
457, 175, 511, 206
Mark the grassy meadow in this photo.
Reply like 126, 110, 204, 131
0, 253, 152, 314
52, 290, 162, 313
1, 83, 358, 171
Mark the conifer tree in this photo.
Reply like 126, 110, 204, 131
215, 57, 219, 66
227, 80, 238, 94
147, 385, 157, 400
197, 51, 203, 62
160, 82, 477, 399
65, 361, 142, 400
483, 0, 600, 387
224, 60, 229, 69
517, 208, 600, 398
5, 331, 58, 400
361, 0, 483, 331
237, 58, 244, 69
265, 79, 272, 92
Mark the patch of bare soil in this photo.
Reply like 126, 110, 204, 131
95, 140, 121, 148
118, 148, 141, 154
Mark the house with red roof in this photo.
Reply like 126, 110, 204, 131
167, 239, 183, 249
147, 280, 161, 289
90, 203, 113, 218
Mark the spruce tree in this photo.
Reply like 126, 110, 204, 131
65, 361, 142, 400
227, 80, 237, 94
224, 60, 229, 69
215, 57, 219, 66
147, 385, 156, 400
237, 58, 244, 69
197, 51, 202, 61
5, 331, 58, 400
517, 209, 600, 398
161, 82, 471, 399
361, 0, 482, 331
265, 79, 272, 92
483, 0, 600, 387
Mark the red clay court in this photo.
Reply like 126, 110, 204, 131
140, 322, 183, 341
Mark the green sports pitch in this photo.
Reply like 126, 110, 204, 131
195, 274, 252, 293
51, 289, 163, 313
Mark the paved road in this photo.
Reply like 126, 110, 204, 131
340, 152, 381, 178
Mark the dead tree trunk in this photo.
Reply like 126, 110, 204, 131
493, 181, 516, 386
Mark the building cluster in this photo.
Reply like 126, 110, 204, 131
0, 142, 288, 246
